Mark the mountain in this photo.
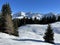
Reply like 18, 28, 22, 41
44, 12, 56, 17
12, 12, 43, 19
12, 12, 26, 19
12, 12, 58, 19
26, 12, 43, 19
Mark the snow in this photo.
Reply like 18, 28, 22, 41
12, 12, 26, 19
0, 32, 17, 39
0, 22, 60, 45
13, 12, 43, 19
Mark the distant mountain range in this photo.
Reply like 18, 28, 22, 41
12, 12, 60, 19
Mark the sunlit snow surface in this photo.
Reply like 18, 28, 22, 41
0, 22, 60, 45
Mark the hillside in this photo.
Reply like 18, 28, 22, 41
0, 22, 60, 45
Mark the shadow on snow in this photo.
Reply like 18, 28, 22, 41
54, 43, 60, 45
13, 39, 44, 42
13, 39, 59, 45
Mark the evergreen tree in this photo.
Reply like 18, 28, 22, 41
0, 13, 4, 32
52, 15, 56, 22
29, 17, 33, 24
25, 17, 29, 24
57, 16, 60, 21
23, 17, 26, 25
34, 17, 38, 24
1, 3, 18, 36
43, 24, 54, 44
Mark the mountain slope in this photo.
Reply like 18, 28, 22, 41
0, 22, 60, 45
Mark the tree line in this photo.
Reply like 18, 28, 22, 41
13, 15, 60, 27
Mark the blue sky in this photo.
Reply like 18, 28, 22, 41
0, 0, 60, 14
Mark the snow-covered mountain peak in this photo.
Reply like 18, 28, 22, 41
20, 12, 26, 16
12, 12, 58, 19
13, 12, 43, 19
12, 11, 26, 19
44, 12, 56, 16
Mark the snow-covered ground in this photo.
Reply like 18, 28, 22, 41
0, 22, 60, 45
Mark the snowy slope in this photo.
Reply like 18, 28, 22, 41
0, 32, 53, 45
18, 22, 60, 45
0, 22, 60, 45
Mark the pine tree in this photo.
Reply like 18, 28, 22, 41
23, 17, 26, 25
52, 15, 56, 22
1, 3, 15, 35
34, 17, 38, 24
43, 24, 54, 44
0, 13, 3, 32
57, 16, 60, 21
